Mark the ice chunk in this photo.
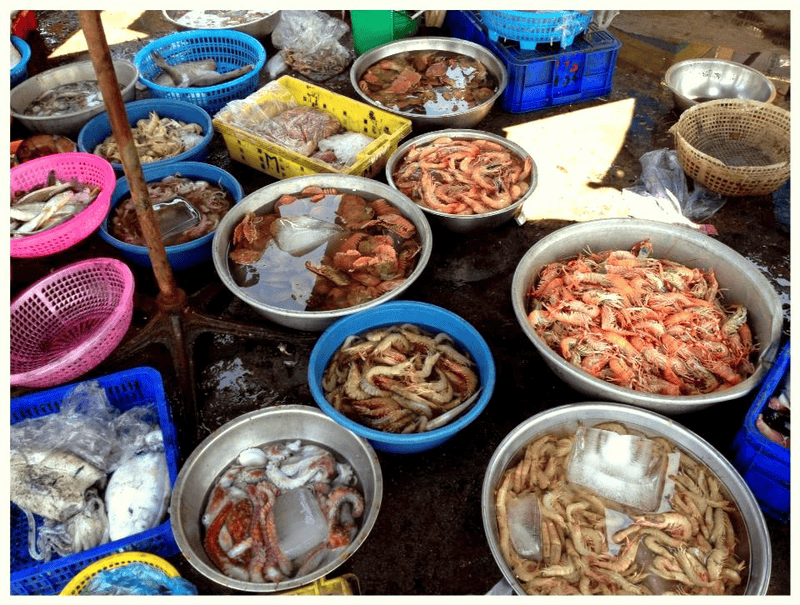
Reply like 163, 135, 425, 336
566, 426, 667, 512
506, 492, 542, 560
272, 487, 329, 560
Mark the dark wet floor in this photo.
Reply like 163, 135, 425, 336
10, 10, 790, 595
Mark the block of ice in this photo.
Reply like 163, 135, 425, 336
506, 492, 542, 560
566, 426, 667, 512
272, 487, 329, 560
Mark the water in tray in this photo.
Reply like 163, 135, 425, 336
566, 426, 667, 512
506, 492, 542, 560
272, 487, 329, 560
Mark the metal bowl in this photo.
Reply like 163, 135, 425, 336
481, 402, 771, 595
350, 37, 508, 130
170, 405, 383, 593
664, 58, 776, 112
212, 174, 433, 331
511, 219, 783, 415
10, 59, 138, 136
161, 10, 280, 38
385, 129, 537, 232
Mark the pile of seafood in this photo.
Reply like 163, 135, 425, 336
10, 382, 170, 563
23, 80, 121, 117
93, 111, 205, 164
227, 186, 421, 311
757, 378, 790, 448
169, 9, 275, 29
322, 324, 481, 433
12, 134, 76, 167
152, 52, 254, 88
109, 175, 233, 246
392, 136, 533, 215
496, 423, 748, 595
525, 240, 756, 395
202, 439, 365, 583
358, 50, 498, 115
11, 171, 101, 237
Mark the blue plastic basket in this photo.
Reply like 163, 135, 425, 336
447, 11, 619, 114
480, 10, 593, 49
11, 35, 32, 88
98, 160, 244, 270
730, 340, 790, 523
77, 98, 214, 174
134, 29, 267, 114
10, 367, 181, 595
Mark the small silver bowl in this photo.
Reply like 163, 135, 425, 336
10, 59, 138, 136
664, 58, 776, 112
161, 9, 280, 37
350, 37, 508, 130
385, 129, 537, 233
212, 174, 433, 331
482, 402, 771, 595
511, 219, 783, 415
170, 405, 383, 593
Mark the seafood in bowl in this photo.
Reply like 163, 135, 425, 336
321, 323, 482, 433
482, 403, 771, 596
389, 130, 533, 216
202, 438, 365, 583
226, 185, 423, 312
357, 48, 499, 116
524, 239, 756, 396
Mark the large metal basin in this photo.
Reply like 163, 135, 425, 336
664, 58, 776, 112
385, 129, 537, 232
350, 37, 508, 131
511, 219, 783, 415
482, 402, 771, 595
170, 405, 383, 593
212, 174, 433, 331
10, 59, 138, 136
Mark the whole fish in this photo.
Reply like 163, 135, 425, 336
151, 51, 254, 88
105, 449, 171, 541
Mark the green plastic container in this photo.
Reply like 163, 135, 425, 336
350, 10, 420, 55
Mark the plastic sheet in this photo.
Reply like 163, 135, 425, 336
80, 562, 197, 595
271, 10, 353, 81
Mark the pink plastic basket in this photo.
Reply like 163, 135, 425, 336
10, 258, 135, 388
10, 152, 116, 258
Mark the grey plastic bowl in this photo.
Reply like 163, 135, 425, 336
664, 58, 776, 112
10, 59, 138, 136
511, 219, 783, 415
350, 37, 508, 130
170, 405, 383, 593
385, 129, 537, 232
482, 402, 771, 595
212, 174, 433, 331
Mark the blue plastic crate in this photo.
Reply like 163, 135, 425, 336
446, 10, 620, 114
480, 10, 593, 49
730, 340, 790, 523
10, 367, 181, 595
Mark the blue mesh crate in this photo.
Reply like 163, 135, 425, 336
134, 29, 267, 114
10, 367, 181, 595
446, 10, 620, 114
730, 340, 790, 523
480, 10, 593, 49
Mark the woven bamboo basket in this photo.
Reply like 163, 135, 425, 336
670, 99, 790, 197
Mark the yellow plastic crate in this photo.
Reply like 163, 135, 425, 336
284, 574, 360, 595
213, 75, 412, 180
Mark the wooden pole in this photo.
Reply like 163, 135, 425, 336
78, 10, 182, 306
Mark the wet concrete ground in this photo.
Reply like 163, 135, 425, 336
11, 10, 790, 595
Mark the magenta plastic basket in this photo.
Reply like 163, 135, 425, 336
10, 152, 116, 258
10, 258, 135, 388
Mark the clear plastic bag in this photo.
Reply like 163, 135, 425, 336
271, 10, 353, 81
624, 149, 726, 222
317, 132, 375, 167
